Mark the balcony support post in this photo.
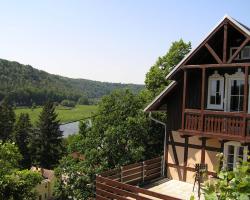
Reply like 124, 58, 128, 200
243, 66, 249, 137
200, 68, 206, 132
182, 69, 187, 130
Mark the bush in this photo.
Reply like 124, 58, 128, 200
202, 153, 250, 200
78, 96, 89, 105
61, 100, 76, 107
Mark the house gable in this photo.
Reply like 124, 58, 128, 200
145, 15, 250, 113
166, 15, 250, 81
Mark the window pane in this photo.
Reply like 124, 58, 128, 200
216, 80, 220, 93
239, 96, 244, 111
230, 96, 239, 111
227, 163, 234, 170
239, 80, 244, 95
211, 80, 217, 95
210, 96, 215, 104
242, 48, 250, 58
216, 93, 221, 104
231, 80, 239, 95
228, 145, 234, 154
227, 154, 234, 163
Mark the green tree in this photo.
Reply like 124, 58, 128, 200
145, 39, 191, 97
33, 101, 64, 169
78, 96, 89, 105
0, 142, 42, 200
54, 89, 164, 199
0, 100, 15, 141
14, 113, 32, 169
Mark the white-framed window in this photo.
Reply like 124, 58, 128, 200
207, 71, 224, 110
225, 69, 245, 112
241, 46, 250, 59
223, 141, 248, 170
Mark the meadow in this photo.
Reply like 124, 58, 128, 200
15, 105, 98, 124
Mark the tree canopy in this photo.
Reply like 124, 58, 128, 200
0, 142, 42, 200
145, 39, 191, 97
32, 102, 64, 169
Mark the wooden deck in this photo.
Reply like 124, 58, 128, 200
144, 179, 204, 200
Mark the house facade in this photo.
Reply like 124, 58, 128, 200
145, 15, 250, 183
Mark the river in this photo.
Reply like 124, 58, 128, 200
60, 121, 80, 137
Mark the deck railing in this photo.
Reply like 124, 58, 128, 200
184, 109, 250, 139
96, 156, 181, 200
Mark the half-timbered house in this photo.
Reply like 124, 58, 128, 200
144, 15, 250, 183
95, 15, 250, 199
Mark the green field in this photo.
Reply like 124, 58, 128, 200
15, 105, 98, 124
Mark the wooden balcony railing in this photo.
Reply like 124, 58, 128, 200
183, 109, 250, 140
95, 156, 181, 200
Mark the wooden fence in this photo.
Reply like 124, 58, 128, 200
99, 157, 163, 185
96, 156, 181, 200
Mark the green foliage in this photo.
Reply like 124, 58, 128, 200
14, 113, 32, 169
0, 100, 15, 141
0, 58, 144, 106
60, 99, 76, 107
203, 156, 250, 200
78, 96, 90, 105
0, 141, 22, 176
0, 142, 42, 200
54, 89, 164, 199
145, 39, 191, 97
31, 102, 64, 169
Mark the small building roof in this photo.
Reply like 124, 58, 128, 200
30, 166, 55, 181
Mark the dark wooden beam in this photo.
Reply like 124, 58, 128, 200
223, 23, 228, 63
169, 132, 182, 180
200, 68, 206, 131
181, 70, 187, 130
243, 66, 249, 113
179, 129, 248, 142
183, 136, 189, 181
228, 38, 250, 63
243, 66, 249, 137
201, 138, 207, 164
205, 43, 223, 64
183, 63, 250, 69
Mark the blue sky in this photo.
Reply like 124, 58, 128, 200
0, 1, 249, 84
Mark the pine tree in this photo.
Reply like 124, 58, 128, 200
0, 99, 15, 142
14, 113, 32, 169
34, 102, 63, 169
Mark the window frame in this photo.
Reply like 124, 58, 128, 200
223, 141, 248, 170
225, 69, 245, 112
207, 71, 224, 110
241, 46, 250, 59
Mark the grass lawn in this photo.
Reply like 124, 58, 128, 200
15, 105, 98, 124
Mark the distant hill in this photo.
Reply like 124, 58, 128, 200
0, 59, 144, 106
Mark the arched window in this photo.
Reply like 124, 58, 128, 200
207, 71, 224, 110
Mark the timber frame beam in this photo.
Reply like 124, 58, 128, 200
223, 23, 228, 63
183, 63, 250, 69
205, 43, 222, 64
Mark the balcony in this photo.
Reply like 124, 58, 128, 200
181, 109, 250, 141
95, 157, 202, 200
